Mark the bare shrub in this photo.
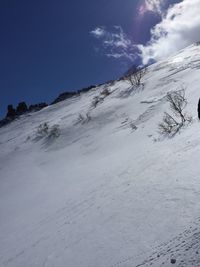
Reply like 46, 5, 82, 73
90, 88, 111, 110
36, 122, 60, 139
159, 88, 192, 137
76, 113, 91, 125
159, 112, 180, 136
124, 67, 147, 87
90, 87, 111, 110
36, 122, 49, 138
101, 88, 110, 97
77, 114, 85, 124
48, 124, 60, 138
85, 113, 91, 123
91, 96, 101, 108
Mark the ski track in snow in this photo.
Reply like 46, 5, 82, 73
111, 219, 200, 267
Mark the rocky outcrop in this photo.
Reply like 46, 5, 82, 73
51, 91, 77, 105
0, 102, 48, 128
16, 102, 28, 115
51, 85, 96, 105
29, 103, 48, 112
6, 104, 16, 118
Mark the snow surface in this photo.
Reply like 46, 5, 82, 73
1, 44, 200, 267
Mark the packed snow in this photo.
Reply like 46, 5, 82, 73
1, 44, 200, 266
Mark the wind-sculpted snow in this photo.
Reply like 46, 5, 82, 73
1, 44, 200, 266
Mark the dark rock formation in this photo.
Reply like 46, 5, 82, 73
16, 102, 28, 115
77, 85, 96, 94
51, 91, 77, 105
0, 102, 48, 129
29, 102, 48, 112
6, 105, 16, 118
51, 85, 96, 105
1, 83, 98, 128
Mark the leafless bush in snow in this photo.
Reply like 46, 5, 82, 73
124, 67, 147, 87
159, 88, 192, 137
36, 122, 49, 138
36, 122, 60, 139
48, 124, 60, 138
91, 86, 111, 110
100, 88, 110, 97
91, 96, 102, 108
76, 112, 91, 125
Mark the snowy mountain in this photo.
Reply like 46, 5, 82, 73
1, 44, 200, 267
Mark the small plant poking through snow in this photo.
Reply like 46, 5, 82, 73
129, 121, 137, 131
36, 122, 60, 139
159, 88, 192, 137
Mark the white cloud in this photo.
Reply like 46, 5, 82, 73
90, 26, 136, 61
90, 27, 106, 38
139, 0, 165, 15
145, 0, 165, 13
138, 0, 200, 64
91, 0, 200, 66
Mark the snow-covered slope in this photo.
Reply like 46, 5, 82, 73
1, 44, 200, 267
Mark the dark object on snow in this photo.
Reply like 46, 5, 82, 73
16, 102, 28, 115
6, 104, 16, 118
198, 98, 200, 120
170, 258, 176, 264
29, 102, 48, 112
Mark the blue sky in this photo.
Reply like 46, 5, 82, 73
0, 0, 187, 117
